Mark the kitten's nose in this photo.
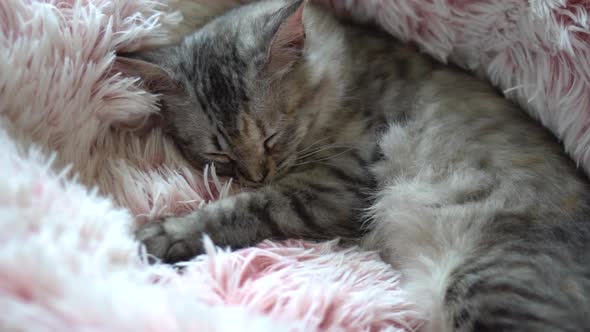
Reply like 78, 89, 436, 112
241, 160, 274, 184
261, 165, 271, 182
252, 163, 272, 183
250, 166, 270, 183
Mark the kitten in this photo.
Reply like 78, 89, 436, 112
125, 0, 590, 330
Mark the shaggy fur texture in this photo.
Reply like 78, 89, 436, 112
2, 0, 590, 330
0, 0, 418, 331
313, 0, 590, 172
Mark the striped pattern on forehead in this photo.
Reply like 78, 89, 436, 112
184, 33, 252, 128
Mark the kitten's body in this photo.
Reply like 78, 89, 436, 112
131, 1, 590, 330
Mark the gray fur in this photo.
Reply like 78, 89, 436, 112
133, 0, 590, 330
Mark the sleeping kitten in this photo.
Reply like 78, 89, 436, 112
126, 0, 590, 330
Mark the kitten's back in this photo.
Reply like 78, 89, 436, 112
361, 44, 590, 331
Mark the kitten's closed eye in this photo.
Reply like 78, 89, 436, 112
264, 133, 279, 151
204, 152, 233, 164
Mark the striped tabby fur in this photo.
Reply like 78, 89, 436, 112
130, 0, 590, 330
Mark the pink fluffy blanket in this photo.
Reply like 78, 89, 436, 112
1, 0, 589, 331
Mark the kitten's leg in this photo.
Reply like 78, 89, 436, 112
136, 153, 372, 262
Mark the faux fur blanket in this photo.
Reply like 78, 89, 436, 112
1, 0, 589, 331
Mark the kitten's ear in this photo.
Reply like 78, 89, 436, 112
263, 0, 307, 76
113, 56, 183, 95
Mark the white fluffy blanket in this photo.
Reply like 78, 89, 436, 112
1, 0, 589, 331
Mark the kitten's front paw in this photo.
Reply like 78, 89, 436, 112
136, 217, 203, 264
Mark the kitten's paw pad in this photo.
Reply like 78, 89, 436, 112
136, 220, 202, 264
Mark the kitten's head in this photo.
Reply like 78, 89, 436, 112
119, 0, 319, 186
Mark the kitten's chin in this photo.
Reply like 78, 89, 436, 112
235, 178, 265, 189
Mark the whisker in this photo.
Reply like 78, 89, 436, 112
274, 139, 357, 174
293, 147, 356, 167
295, 137, 332, 155
296, 144, 355, 161
275, 156, 290, 171
297, 143, 355, 156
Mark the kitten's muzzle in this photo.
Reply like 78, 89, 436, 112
237, 159, 277, 185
